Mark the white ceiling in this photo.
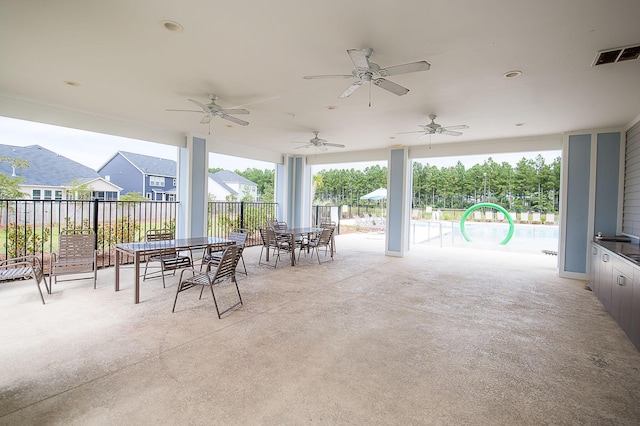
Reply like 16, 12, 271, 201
1, 0, 639, 163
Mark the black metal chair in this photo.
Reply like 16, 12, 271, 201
173, 245, 242, 318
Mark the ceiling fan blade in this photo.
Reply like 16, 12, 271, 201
303, 75, 354, 79
396, 131, 428, 134
220, 114, 249, 126
440, 130, 463, 136
373, 78, 409, 96
442, 125, 469, 130
339, 81, 364, 98
221, 108, 250, 115
294, 143, 313, 149
200, 115, 213, 124
380, 61, 431, 76
188, 99, 209, 110
322, 143, 345, 148
166, 109, 202, 113
347, 49, 370, 69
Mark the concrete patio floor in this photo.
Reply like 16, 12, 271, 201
2, 232, 640, 425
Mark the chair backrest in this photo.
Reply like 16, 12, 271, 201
212, 245, 239, 282
318, 227, 333, 245
228, 231, 248, 249
58, 230, 96, 260
146, 228, 174, 242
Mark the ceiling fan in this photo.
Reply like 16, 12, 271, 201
399, 114, 469, 138
303, 48, 430, 106
167, 94, 250, 126
292, 132, 345, 151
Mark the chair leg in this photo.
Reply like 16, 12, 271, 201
35, 276, 46, 305
238, 255, 247, 275
210, 285, 221, 319
172, 282, 183, 313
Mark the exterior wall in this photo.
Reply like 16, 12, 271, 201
207, 178, 235, 201
145, 174, 175, 201
99, 154, 143, 196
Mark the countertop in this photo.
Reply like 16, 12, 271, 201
593, 238, 640, 264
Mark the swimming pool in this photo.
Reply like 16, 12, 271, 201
411, 220, 559, 253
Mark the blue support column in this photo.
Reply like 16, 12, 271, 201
386, 148, 411, 257
176, 135, 207, 238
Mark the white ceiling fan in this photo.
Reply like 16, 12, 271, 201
304, 48, 430, 106
399, 114, 469, 138
292, 132, 345, 151
167, 94, 250, 126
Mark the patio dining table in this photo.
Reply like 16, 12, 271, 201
115, 236, 234, 304
273, 227, 323, 266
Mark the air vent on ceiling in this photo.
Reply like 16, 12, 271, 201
593, 44, 640, 66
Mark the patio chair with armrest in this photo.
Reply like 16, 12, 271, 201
50, 229, 97, 289
143, 229, 192, 288
173, 245, 242, 318
0, 255, 49, 304
258, 226, 291, 268
200, 231, 248, 275
298, 227, 334, 264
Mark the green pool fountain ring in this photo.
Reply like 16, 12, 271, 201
460, 203, 515, 245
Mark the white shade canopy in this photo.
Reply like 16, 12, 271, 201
360, 188, 387, 201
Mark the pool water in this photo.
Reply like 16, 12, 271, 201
411, 220, 559, 254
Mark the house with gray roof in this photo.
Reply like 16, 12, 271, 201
98, 151, 177, 201
0, 144, 121, 200
208, 170, 257, 201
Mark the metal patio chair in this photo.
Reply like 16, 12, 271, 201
50, 229, 97, 289
143, 228, 192, 288
0, 255, 50, 304
201, 231, 248, 275
173, 245, 242, 318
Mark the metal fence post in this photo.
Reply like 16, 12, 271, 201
92, 198, 99, 249
240, 201, 245, 230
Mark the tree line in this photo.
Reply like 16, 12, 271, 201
313, 154, 561, 213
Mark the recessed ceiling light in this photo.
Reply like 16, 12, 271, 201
161, 20, 183, 32
389, 136, 396, 139
503, 70, 522, 78
226, 124, 234, 128
326, 106, 338, 110
63, 81, 81, 87
515, 122, 526, 127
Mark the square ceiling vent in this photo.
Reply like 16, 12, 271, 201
593, 44, 640, 66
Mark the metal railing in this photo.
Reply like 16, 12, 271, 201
207, 201, 278, 246
0, 199, 279, 270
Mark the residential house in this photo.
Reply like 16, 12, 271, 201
98, 151, 177, 201
0, 144, 121, 200
208, 170, 258, 201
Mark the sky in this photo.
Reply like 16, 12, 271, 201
0, 116, 560, 172
0, 116, 273, 171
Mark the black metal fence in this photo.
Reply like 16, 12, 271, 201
0, 199, 278, 270
207, 201, 278, 246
